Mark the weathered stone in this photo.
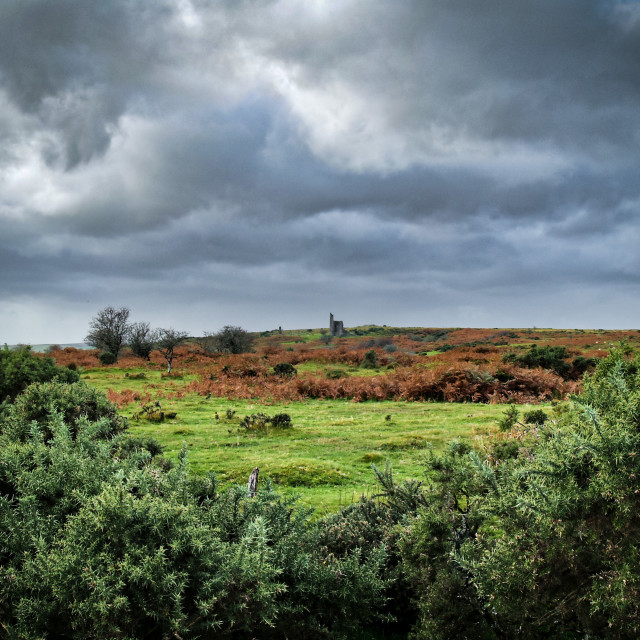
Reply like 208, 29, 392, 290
329, 313, 344, 337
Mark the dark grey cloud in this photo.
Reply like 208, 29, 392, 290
1, 0, 640, 342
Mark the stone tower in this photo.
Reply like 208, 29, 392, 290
329, 313, 344, 337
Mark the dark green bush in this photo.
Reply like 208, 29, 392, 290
271, 413, 292, 428
98, 351, 117, 365
273, 362, 297, 377
360, 349, 379, 369
239, 412, 292, 432
0, 383, 387, 639
498, 404, 519, 431
491, 439, 520, 461
402, 348, 640, 639
503, 344, 571, 378
493, 368, 515, 382
0, 345, 79, 402
523, 408, 548, 425
124, 371, 146, 379
1, 380, 126, 442
570, 355, 597, 378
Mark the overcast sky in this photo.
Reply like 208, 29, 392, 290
2, 0, 640, 343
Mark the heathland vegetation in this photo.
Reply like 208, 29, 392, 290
2, 317, 640, 638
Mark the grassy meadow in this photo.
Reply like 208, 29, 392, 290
80, 365, 523, 511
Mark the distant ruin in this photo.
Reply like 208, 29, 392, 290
329, 313, 344, 337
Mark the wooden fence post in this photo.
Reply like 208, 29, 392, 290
248, 467, 259, 497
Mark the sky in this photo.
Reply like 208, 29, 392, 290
2, 0, 640, 344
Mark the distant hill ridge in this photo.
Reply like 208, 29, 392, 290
7, 343, 92, 353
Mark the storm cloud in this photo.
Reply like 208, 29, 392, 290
1, 0, 640, 343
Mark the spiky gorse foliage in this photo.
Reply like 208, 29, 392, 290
0, 381, 388, 639
400, 347, 640, 639
0, 345, 79, 402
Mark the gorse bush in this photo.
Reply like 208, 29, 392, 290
0, 379, 386, 639
400, 347, 640, 639
272, 362, 297, 377
503, 344, 572, 378
522, 407, 548, 425
238, 412, 292, 432
98, 351, 117, 365
360, 349, 379, 369
1, 380, 126, 442
0, 345, 79, 402
497, 404, 519, 431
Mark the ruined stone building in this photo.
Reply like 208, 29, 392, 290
329, 313, 344, 337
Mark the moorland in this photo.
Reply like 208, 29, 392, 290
48, 324, 638, 509
2, 324, 640, 639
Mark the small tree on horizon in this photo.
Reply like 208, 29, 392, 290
153, 328, 188, 373
127, 322, 154, 360
209, 325, 254, 354
85, 306, 130, 361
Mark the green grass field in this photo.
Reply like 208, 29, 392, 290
82, 367, 544, 514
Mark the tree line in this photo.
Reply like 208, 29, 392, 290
85, 306, 254, 372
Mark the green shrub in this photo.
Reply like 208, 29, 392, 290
124, 371, 146, 379
273, 362, 297, 377
239, 412, 292, 432
497, 404, 519, 431
0, 345, 79, 402
523, 408, 548, 425
570, 355, 597, 378
491, 439, 520, 461
0, 385, 388, 639
402, 348, 640, 639
132, 402, 165, 422
503, 344, 571, 378
360, 349, 379, 369
98, 351, 117, 365
270, 413, 292, 429
1, 380, 126, 442
494, 368, 515, 383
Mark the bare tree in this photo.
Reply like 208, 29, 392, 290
85, 307, 130, 360
127, 322, 154, 360
193, 332, 217, 355
152, 328, 188, 373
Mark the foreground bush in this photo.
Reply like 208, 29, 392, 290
1, 380, 126, 442
401, 347, 640, 639
0, 381, 388, 639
